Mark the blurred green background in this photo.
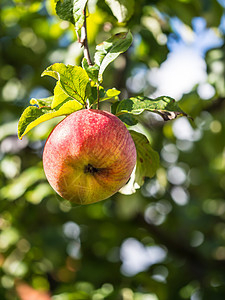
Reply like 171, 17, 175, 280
0, 0, 225, 299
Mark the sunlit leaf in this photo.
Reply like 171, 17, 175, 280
115, 96, 188, 124
18, 100, 83, 139
132, 130, 159, 188
105, 88, 121, 99
73, 0, 88, 30
105, 0, 135, 23
97, 88, 120, 104
51, 81, 73, 109
42, 63, 91, 105
89, 87, 120, 106
82, 58, 100, 82
120, 130, 159, 195
55, 0, 88, 29
95, 31, 133, 81
88, 85, 105, 106
30, 96, 54, 108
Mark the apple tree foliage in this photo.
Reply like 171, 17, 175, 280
17, 0, 189, 195
1, 0, 225, 299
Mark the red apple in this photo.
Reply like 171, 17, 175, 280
43, 109, 136, 204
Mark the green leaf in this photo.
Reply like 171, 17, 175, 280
96, 88, 121, 104
88, 85, 105, 106
105, 0, 135, 23
73, 0, 88, 30
51, 81, 74, 109
111, 101, 138, 126
94, 31, 133, 81
42, 63, 91, 105
105, 88, 120, 100
115, 96, 188, 124
82, 58, 100, 82
30, 96, 54, 108
55, 0, 75, 24
18, 100, 83, 139
119, 130, 159, 195
88, 87, 120, 107
118, 113, 138, 126
130, 131, 159, 185
55, 0, 88, 29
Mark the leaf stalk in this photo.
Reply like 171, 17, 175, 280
96, 83, 100, 109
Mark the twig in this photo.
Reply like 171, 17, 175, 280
79, 4, 92, 66
75, 30, 80, 43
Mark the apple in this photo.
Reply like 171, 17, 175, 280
43, 109, 137, 204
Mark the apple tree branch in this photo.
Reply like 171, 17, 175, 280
77, 4, 92, 66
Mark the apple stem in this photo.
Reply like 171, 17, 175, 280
97, 83, 100, 109
79, 4, 93, 66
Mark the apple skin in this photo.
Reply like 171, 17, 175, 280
43, 109, 136, 204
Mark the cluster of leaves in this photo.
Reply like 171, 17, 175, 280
18, 0, 188, 195
55, 0, 135, 26
17, 29, 133, 139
